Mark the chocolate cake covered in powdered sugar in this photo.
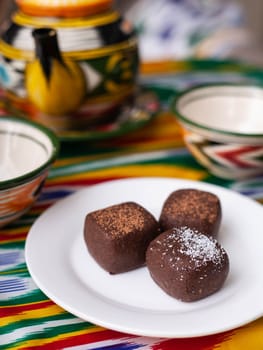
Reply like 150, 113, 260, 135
146, 227, 229, 302
159, 189, 222, 237
84, 202, 160, 274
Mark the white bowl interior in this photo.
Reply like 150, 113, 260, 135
177, 85, 263, 134
0, 119, 54, 182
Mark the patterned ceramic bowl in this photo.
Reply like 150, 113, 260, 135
0, 116, 59, 227
172, 84, 263, 180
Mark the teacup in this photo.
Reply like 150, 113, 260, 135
0, 116, 59, 227
172, 83, 263, 180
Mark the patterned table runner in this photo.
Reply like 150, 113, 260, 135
1, 59, 263, 349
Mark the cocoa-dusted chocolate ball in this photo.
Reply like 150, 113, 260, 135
159, 189, 222, 237
84, 202, 160, 274
146, 227, 229, 302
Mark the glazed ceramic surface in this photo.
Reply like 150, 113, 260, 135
0, 117, 59, 227
0, 3, 139, 134
172, 84, 263, 179
16, 0, 113, 18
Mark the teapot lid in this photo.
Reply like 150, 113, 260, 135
15, 0, 114, 18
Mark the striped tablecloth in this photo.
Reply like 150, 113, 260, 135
1, 60, 263, 349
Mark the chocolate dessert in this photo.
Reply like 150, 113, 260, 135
84, 201, 160, 274
146, 227, 229, 302
159, 189, 221, 237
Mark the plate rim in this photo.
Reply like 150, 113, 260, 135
25, 177, 263, 338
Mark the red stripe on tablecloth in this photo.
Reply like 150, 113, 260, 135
0, 232, 28, 243
151, 330, 233, 350
0, 300, 54, 316
20, 329, 133, 350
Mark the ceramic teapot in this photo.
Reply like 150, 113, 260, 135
0, 0, 139, 134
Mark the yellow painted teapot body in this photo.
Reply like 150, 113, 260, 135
0, 1, 139, 134
26, 28, 87, 116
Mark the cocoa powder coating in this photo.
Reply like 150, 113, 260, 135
159, 189, 222, 237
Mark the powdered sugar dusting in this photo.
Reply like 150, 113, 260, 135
175, 227, 224, 267
151, 226, 226, 269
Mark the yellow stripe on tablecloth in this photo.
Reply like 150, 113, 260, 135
8, 326, 104, 350
141, 60, 190, 74
1, 304, 65, 327
48, 164, 207, 184
0, 227, 29, 235
0, 237, 27, 245
217, 318, 263, 349
0, 226, 29, 243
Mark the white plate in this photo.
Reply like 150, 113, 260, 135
25, 177, 263, 338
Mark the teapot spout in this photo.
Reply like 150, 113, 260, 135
26, 27, 87, 116
32, 27, 63, 81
